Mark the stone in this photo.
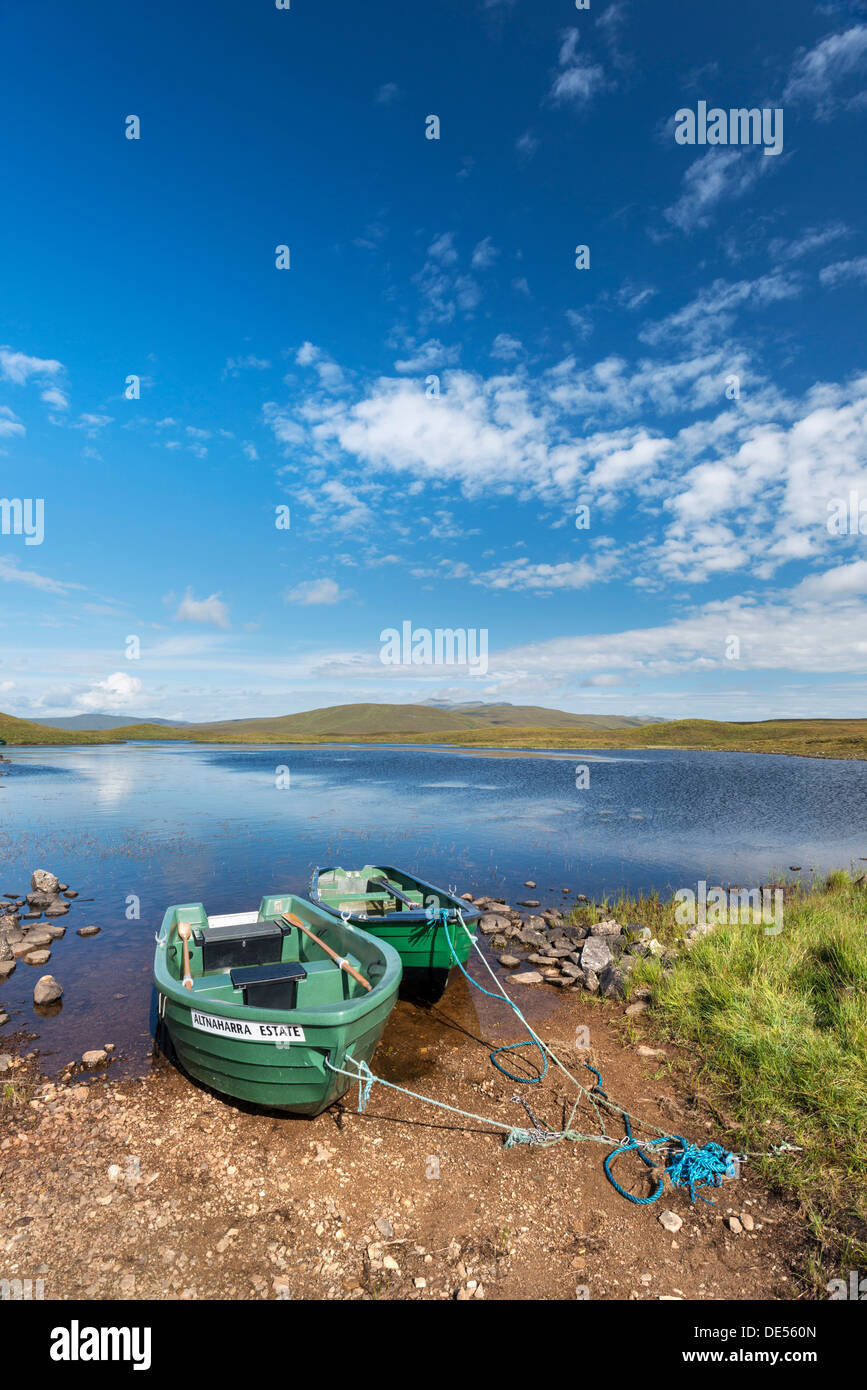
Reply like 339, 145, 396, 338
658, 1210, 682, 1233
625, 1000, 649, 1016
479, 914, 510, 936
498, 954, 521, 968
0, 959, 18, 978
589, 918, 623, 936
25, 950, 51, 966
375, 1217, 394, 1239
82, 1049, 108, 1069
0, 1054, 12, 1072
26, 891, 59, 909
31, 870, 60, 894
560, 962, 584, 980
517, 899, 540, 907
583, 970, 600, 994
0, 936, 12, 962
726, 1216, 743, 1234
0, 1014, 9, 1027
508, 971, 543, 985
63, 890, 78, 899
460, 893, 474, 902
33, 974, 62, 1005
516, 927, 546, 948
580, 936, 613, 975
77, 925, 101, 937
24, 929, 53, 948
523, 881, 536, 888
637, 1045, 665, 1059
740, 1212, 755, 1232
44, 904, 69, 917
522, 915, 547, 933
43, 925, 66, 940
598, 959, 635, 999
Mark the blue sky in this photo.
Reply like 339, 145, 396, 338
1, 0, 867, 722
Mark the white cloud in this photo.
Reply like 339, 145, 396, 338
0, 407, 25, 438
549, 29, 608, 108
0, 347, 64, 385
394, 339, 460, 373
783, 24, 867, 117
75, 671, 143, 713
175, 590, 231, 629
663, 150, 776, 234
222, 354, 271, 378
284, 578, 351, 605
0, 556, 83, 594
819, 255, 867, 288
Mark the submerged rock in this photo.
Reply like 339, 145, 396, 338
77, 925, 101, 938
508, 971, 543, 985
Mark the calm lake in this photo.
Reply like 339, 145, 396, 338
2, 741, 866, 1070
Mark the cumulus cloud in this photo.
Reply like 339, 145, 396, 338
75, 671, 143, 712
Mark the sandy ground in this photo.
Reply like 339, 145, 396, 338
0, 981, 810, 1302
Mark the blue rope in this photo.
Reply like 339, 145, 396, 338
429, 906, 738, 1206
436, 910, 547, 1083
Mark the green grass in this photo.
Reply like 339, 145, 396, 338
569, 873, 867, 1275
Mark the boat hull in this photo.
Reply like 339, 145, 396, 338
309, 866, 480, 1001
154, 894, 401, 1114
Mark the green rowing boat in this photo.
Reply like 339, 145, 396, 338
309, 865, 480, 1002
153, 893, 402, 1114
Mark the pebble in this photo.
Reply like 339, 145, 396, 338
740, 1212, 755, 1231
0, 1013, 9, 1027
637, 1046, 666, 1059
523, 881, 536, 888
82, 1050, 108, 1069
658, 1210, 683, 1233
726, 1216, 743, 1234
517, 899, 540, 907
77, 926, 101, 938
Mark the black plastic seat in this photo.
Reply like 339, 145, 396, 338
229, 960, 308, 1010
193, 919, 291, 971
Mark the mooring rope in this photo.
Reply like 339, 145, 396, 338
325, 905, 797, 1205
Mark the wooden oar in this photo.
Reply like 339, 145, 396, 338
177, 921, 194, 990
282, 912, 372, 991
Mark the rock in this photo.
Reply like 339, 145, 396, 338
0, 1054, 12, 1072
589, 918, 623, 936
508, 971, 543, 985
479, 914, 510, 936
498, 954, 521, 968
33, 974, 62, 1005
26, 891, 59, 909
460, 893, 474, 902
31, 870, 60, 894
637, 1045, 665, 1059
726, 1216, 743, 1234
625, 999, 649, 1016
375, 1217, 394, 1239
523, 880, 536, 888
658, 1210, 682, 1233
25, 950, 51, 966
82, 1049, 108, 1069
740, 1212, 755, 1232
0, 915, 19, 933
0, 1013, 9, 1027
0, 936, 12, 962
522, 915, 547, 933
580, 936, 613, 975
0, 960, 16, 980
77, 925, 101, 937
598, 959, 635, 999
63, 889, 78, 899
516, 926, 546, 948
583, 970, 600, 994
517, 900, 540, 908
44, 904, 69, 917
43, 925, 66, 940
382, 1255, 400, 1272
24, 929, 53, 948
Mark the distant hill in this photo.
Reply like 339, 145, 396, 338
1, 705, 865, 759
31, 714, 188, 731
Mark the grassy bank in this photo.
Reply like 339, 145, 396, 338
568, 872, 867, 1273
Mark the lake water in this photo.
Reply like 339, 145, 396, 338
1, 741, 866, 1071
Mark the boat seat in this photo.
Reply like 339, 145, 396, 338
193, 919, 291, 972
230, 960, 308, 1010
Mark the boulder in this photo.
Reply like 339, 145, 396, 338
31, 870, 60, 895
598, 958, 635, 999
479, 914, 510, 936
580, 936, 614, 975
33, 974, 62, 1005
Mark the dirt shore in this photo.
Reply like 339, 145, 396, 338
0, 982, 810, 1301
